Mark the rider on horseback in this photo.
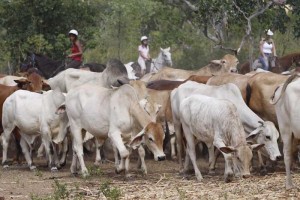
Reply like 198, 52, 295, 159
66, 29, 83, 69
259, 29, 277, 71
138, 36, 151, 75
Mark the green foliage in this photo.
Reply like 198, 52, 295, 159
0, 0, 299, 73
100, 180, 122, 200
52, 180, 69, 199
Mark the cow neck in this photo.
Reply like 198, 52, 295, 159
124, 84, 151, 128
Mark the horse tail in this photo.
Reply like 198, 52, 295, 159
270, 72, 300, 105
246, 83, 252, 106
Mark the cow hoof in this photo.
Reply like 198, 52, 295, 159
286, 184, 295, 190
140, 168, 147, 175
195, 174, 203, 182
208, 169, 216, 175
51, 167, 58, 172
60, 161, 66, 168
115, 168, 124, 174
30, 166, 37, 171
3, 165, 9, 169
125, 173, 135, 181
94, 161, 101, 166
171, 155, 177, 161
81, 171, 90, 178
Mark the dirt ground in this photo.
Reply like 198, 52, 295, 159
1, 151, 300, 200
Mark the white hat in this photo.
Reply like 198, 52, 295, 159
69, 29, 78, 36
141, 36, 148, 41
267, 29, 273, 36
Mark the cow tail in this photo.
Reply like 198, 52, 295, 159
271, 72, 300, 104
246, 83, 252, 106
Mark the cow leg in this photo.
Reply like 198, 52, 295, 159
37, 143, 45, 158
19, 137, 36, 170
109, 130, 129, 172
282, 131, 294, 190
138, 146, 147, 175
41, 133, 58, 171
182, 123, 202, 181
222, 153, 234, 183
70, 124, 89, 177
94, 138, 105, 166
208, 145, 216, 174
124, 148, 132, 178
59, 137, 68, 167
186, 138, 202, 181
210, 148, 221, 173
1, 134, 10, 167
70, 151, 78, 175
174, 123, 183, 167
257, 151, 267, 175
113, 145, 120, 168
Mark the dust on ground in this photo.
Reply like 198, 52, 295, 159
0, 153, 300, 200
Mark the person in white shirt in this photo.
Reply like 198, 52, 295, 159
138, 36, 151, 75
259, 29, 277, 70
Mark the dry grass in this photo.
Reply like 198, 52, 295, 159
0, 157, 300, 199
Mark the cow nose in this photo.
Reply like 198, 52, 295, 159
276, 155, 282, 161
158, 156, 166, 161
230, 69, 238, 73
242, 174, 251, 179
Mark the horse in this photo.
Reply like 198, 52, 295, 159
125, 47, 172, 79
20, 53, 106, 79
239, 52, 300, 74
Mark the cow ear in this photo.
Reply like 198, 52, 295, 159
250, 143, 264, 151
56, 104, 66, 115
42, 81, 51, 91
129, 129, 145, 150
210, 60, 222, 65
117, 78, 130, 85
246, 129, 261, 140
160, 47, 163, 51
219, 146, 236, 154
14, 79, 30, 88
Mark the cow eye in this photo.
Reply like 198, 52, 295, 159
149, 137, 154, 142
266, 136, 271, 140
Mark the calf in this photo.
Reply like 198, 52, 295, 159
171, 81, 281, 173
179, 94, 263, 182
2, 90, 67, 171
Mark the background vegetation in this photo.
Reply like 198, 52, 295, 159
0, 0, 299, 74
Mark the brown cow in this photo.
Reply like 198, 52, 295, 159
247, 72, 288, 125
141, 54, 239, 82
207, 74, 250, 102
147, 75, 212, 91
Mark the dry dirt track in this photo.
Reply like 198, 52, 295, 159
0, 155, 300, 200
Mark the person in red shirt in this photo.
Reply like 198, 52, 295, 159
66, 29, 83, 69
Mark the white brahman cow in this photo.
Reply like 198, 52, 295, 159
270, 73, 300, 189
1, 90, 68, 171
179, 94, 264, 182
171, 81, 281, 174
64, 83, 166, 177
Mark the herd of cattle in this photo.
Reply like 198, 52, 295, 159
0, 54, 299, 190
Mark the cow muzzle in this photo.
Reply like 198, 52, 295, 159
230, 68, 238, 73
157, 155, 166, 161
242, 174, 251, 179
